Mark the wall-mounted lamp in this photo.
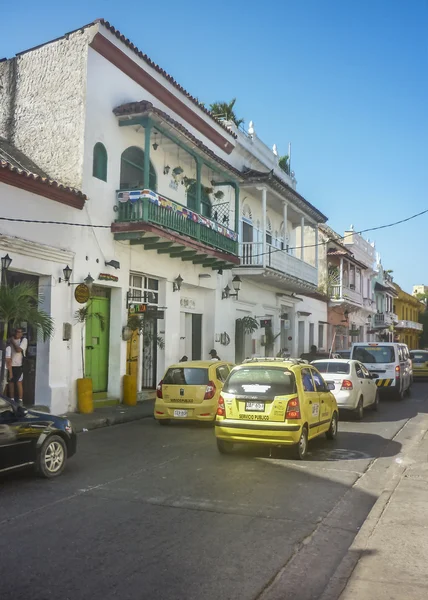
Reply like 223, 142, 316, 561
1, 253, 12, 285
105, 260, 120, 270
59, 265, 73, 284
222, 275, 241, 299
173, 275, 183, 292
152, 132, 159, 151
84, 273, 95, 293
163, 165, 170, 175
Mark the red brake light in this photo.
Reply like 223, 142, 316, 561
341, 380, 353, 390
395, 365, 401, 374
286, 397, 301, 419
156, 380, 163, 399
217, 394, 225, 416
204, 380, 216, 400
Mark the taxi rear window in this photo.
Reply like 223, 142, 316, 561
313, 362, 350, 374
410, 352, 428, 363
353, 346, 395, 363
223, 367, 296, 397
163, 368, 208, 385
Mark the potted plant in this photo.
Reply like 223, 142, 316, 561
214, 190, 224, 200
203, 186, 214, 195
172, 166, 184, 178
74, 302, 105, 413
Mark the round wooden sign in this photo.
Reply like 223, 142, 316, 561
74, 284, 90, 304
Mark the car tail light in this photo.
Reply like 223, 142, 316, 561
286, 397, 301, 419
341, 379, 353, 390
156, 380, 163, 399
395, 365, 401, 376
217, 394, 225, 416
204, 380, 216, 400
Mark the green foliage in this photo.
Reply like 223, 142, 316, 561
278, 155, 290, 175
237, 316, 259, 335
209, 98, 244, 127
127, 315, 165, 349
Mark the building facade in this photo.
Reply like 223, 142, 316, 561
393, 284, 424, 349
370, 260, 398, 341
0, 19, 329, 412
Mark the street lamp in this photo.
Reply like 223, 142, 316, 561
61, 265, 73, 283
173, 275, 183, 292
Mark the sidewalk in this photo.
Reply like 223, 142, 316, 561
66, 398, 155, 433
323, 418, 428, 600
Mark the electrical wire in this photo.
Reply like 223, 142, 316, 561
246, 207, 428, 259
0, 206, 426, 257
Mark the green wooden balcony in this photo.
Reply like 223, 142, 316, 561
114, 190, 238, 257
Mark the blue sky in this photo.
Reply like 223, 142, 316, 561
1, 0, 427, 293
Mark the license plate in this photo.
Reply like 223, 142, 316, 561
245, 401, 265, 412
173, 409, 188, 418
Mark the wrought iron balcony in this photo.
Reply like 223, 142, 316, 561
113, 189, 238, 259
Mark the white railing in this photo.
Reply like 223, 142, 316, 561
239, 242, 318, 286
396, 320, 423, 331
330, 284, 363, 305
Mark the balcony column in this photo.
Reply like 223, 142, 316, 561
195, 157, 202, 214
282, 202, 288, 249
300, 216, 305, 261
339, 258, 343, 297
143, 119, 153, 189
314, 224, 319, 269
261, 187, 267, 268
234, 184, 240, 234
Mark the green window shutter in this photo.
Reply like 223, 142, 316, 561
93, 143, 108, 182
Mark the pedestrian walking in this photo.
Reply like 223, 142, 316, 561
209, 349, 221, 361
6, 328, 27, 404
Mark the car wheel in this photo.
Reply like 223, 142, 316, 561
158, 419, 171, 426
355, 398, 364, 420
216, 439, 234, 454
326, 412, 338, 440
294, 427, 308, 460
36, 435, 67, 479
372, 391, 379, 411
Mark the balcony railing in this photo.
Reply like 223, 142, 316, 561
374, 312, 399, 327
396, 320, 423, 331
330, 284, 362, 305
115, 190, 238, 256
240, 241, 318, 286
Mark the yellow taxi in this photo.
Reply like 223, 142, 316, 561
155, 360, 234, 424
215, 358, 339, 459
409, 350, 428, 379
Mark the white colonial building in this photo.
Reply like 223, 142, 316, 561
0, 19, 328, 413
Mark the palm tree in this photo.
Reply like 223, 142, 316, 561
0, 282, 54, 392
209, 98, 244, 127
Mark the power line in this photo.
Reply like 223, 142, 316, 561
0, 206, 426, 258
246, 207, 428, 259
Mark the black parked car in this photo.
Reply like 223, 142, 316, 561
0, 396, 77, 478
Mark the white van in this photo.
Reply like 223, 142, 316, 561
350, 342, 412, 400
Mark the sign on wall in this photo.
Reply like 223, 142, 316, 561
74, 284, 90, 304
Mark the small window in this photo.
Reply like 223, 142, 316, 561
301, 369, 315, 392
216, 365, 229, 383
355, 364, 364, 379
163, 368, 208, 385
361, 365, 371, 378
313, 361, 350, 375
92, 143, 108, 182
312, 370, 327, 392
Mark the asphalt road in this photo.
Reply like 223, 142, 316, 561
1, 383, 428, 600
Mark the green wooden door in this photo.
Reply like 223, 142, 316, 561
85, 297, 110, 392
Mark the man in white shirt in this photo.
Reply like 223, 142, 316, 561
5, 328, 28, 404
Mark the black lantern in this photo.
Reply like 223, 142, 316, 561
62, 265, 72, 283
84, 273, 95, 293
1, 254, 12, 271
173, 275, 183, 292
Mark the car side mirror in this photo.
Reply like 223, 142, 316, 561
371, 373, 379, 379
326, 382, 335, 391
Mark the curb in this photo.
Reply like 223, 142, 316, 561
69, 400, 155, 433
319, 414, 428, 600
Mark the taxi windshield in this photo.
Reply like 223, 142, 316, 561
223, 367, 296, 397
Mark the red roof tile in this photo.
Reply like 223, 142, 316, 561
95, 19, 237, 140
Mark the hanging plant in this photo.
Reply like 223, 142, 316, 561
204, 186, 214, 195
183, 176, 196, 189
163, 165, 170, 175
214, 190, 224, 200
172, 166, 184, 176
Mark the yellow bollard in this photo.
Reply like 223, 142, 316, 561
123, 374, 137, 406
77, 378, 93, 414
